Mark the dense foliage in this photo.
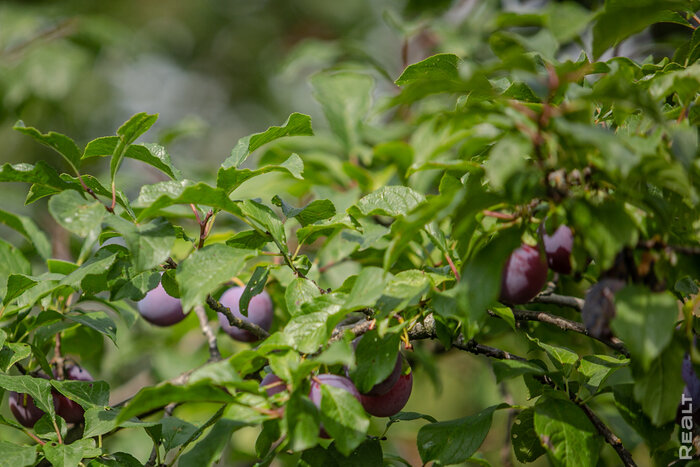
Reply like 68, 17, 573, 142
1, 0, 700, 466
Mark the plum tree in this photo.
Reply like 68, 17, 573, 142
8, 392, 45, 428
217, 287, 273, 342
54, 365, 93, 423
260, 373, 285, 397
137, 282, 186, 326
359, 371, 413, 417
499, 244, 548, 304
542, 225, 573, 274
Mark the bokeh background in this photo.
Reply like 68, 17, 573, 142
0, 0, 691, 465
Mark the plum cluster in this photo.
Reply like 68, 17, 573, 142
9, 365, 93, 427
499, 225, 573, 305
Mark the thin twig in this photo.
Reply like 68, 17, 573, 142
504, 308, 629, 356
579, 403, 637, 466
194, 305, 221, 362
444, 252, 460, 281
532, 292, 584, 312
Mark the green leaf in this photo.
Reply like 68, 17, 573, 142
457, 229, 521, 338
533, 396, 602, 466
611, 286, 677, 370
84, 136, 181, 180
350, 330, 400, 394
632, 338, 685, 425
179, 419, 241, 467
492, 360, 546, 383
0, 441, 38, 467
310, 72, 373, 151
285, 392, 320, 452
301, 439, 383, 467
593, 0, 693, 59
118, 112, 159, 145
511, 408, 546, 463
83, 407, 158, 438
272, 196, 336, 227
349, 186, 425, 218
578, 355, 628, 389
239, 199, 286, 246
51, 380, 110, 409
320, 384, 370, 456
42, 439, 101, 467
396, 53, 461, 86
104, 216, 175, 272
285, 278, 322, 317
0, 343, 31, 372
0, 208, 51, 260
0, 161, 73, 199
417, 404, 505, 464
64, 311, 117, 344
226, 230, 271, 250
376, 270, 431, 314
0, 374, 55, 417
176, 244, 255, 311
156, 416, 198, 452
14, 121, 82, 172
239, 266, 269, 317
87, 452, 142, 467
134, 180, 243, 221
3, 274, 37, 306
613, 384, 673, 450
116, 383, 235, 423
222, 113, 313, 169
342, 267, 388, 312
217, 153, 304, 193
48, 190, 105, 237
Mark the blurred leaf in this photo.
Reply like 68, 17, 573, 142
396, 53, 461, 86
593, 0, 694, 59
83, 407, 158, 438
222, 113, 313, 169
0, 441, 37, 467
116, 383, 235, 423
533, 396, 601, 466
48, 190, 105, 237
286, 392, 320, 452
0, 208, 51, 260
613, 384, 674, 450
417, 404, 506, 464
320, 384, 370, 456
311, 72, 373, 151
226, 230, 271, 250
177, 244, 255, 311
492, 360, 546, 383
13, 121, 82, 172
349, 186, 425, 218
343, 267, 388, 312
611, 286, 677, 370
64, 311, 117, 344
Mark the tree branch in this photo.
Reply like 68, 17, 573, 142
194, 305, 221, 362
205, 295, 270, 341
504, 308, 629, 357
579, 402, 637, 466
531, 292, 584, 312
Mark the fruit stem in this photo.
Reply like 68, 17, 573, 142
23, 429, 45, 445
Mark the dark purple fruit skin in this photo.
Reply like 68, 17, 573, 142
360, 372, 413, 418
582, 279, 625, 339
499, 244, 548, 305
218, 287, 273, 342
137, 282, 186, 326
309, 374, 361, 439
260, 373, 285, 397
677, 354, 700, 425
9, 391, 45, 427
542, 225, 573, 274
54, 365, 93, 424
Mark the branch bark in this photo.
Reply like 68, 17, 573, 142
205, 295, 270, 341
194, 304, 221, 362
531, 292, 584, 312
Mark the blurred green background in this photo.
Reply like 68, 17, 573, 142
0, 0, 686, 464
